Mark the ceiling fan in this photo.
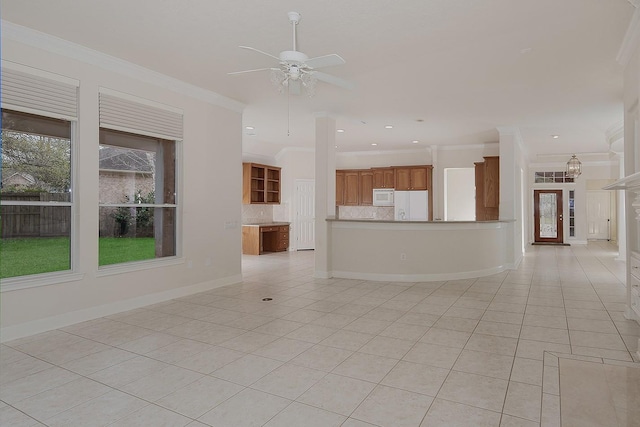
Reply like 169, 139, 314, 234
229, 11, 354, 96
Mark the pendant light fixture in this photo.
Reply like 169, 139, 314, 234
566, 154, 582, 179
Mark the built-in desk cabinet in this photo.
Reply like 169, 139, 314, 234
242, 224, 289, 255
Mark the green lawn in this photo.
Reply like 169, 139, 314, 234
98, 237, 155, 266
0, 237, 155, 279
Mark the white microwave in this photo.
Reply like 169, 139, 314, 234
373, 189, 394, 206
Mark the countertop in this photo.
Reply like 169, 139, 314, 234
242, 222, 290, 227
326, 218, 514, 223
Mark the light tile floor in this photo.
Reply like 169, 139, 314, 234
1, 242, 639, 426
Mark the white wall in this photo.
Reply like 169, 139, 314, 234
444, 168, 476, 221
336, 149, 432, 169
1, 36, 243, 339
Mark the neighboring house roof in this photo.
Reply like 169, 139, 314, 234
99, 146, 154, 172
1, 171, 36, 187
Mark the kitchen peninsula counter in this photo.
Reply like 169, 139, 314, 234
326, 218, 515, 281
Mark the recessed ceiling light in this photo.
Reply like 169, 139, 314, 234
245, 126, 254, 130
552, 135, 559, 139
520, 47, 533, 54
371, 143, 378, 146
412, 140, 419, 144
335, 145, 338, 148
337, 129, 345, 133
384, 125, 393, 129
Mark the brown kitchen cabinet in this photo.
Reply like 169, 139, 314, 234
336, 169, 373, 206
394, 166, 431, 191
359, 170, 374, 205
475, 156, 499, 220
242, 223, 289, 255
242, 163, 281, 204
343, 170, 360, 205
372, 167, 395, 188
336, 170, 345, 206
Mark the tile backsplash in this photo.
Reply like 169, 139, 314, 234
338, 206, 394, 220
242, 204, 274, 224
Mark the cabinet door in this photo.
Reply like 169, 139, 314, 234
410, 168, 428, 190
475, 162, 486, 221
344, 171, 360, 205
372, 169, 385, 188
483, 156, 499, 208
336, 171, 345, 206
382, 168, 396, 188
359, 171, 374, 205
395, 168, 411, 190
266, 167, 281, 204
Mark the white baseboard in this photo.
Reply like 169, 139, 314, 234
331, 265, 510, 282
1, 274, 242, 342
313, 270, 331, 279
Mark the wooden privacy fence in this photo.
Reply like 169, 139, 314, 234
1, 193, 71, 238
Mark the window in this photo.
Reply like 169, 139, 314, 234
98, 129, 176, 266
569, 190, 575, 237
1, 110, 73, 278
97, 90, 182, 268
534, 171, 574, 183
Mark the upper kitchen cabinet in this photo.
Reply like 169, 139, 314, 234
336, 169, 373, 206
475, 156, 499, 220
343, 170, 360, 205
243, 162, 281, 204
336, 170, 345, 206
372, 167, 395, 189
360, 170, 374, 205
395, 166, 432, 191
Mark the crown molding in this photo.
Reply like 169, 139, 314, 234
606, 122, 625, 153
529, 160, 619, 169
436, 142, 499, 151
617, 5, 640, 66
1, 20, 245, 113
336, 147, 431, 157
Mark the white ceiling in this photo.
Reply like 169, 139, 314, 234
1, 0, 635, 158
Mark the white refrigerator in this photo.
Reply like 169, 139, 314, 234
394, 191, 428, 221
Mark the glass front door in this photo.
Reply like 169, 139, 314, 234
534, 190, 563, 243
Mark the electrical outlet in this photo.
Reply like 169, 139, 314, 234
400, 253, 407, 260
187, 260, 193, 268
205, 257, 212, 266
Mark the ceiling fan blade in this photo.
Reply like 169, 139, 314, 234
228, 67, 277, 75
288, 79, 302, 95
239, 46, 280, 61
313, 71, 355, 90
305, 54, 346, 69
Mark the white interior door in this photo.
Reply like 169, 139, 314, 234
587, 191, 610, 240
295, 179, 315, 250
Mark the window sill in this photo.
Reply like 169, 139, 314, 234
96, 257, 184, 277
1, 272, 85, 292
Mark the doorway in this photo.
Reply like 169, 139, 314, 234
534, 190, 564, 243
586, 191, 611, 240
295, 179, 315, 250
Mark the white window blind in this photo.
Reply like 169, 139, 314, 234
99, 92, 183, 140
1, 68, 78, 120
